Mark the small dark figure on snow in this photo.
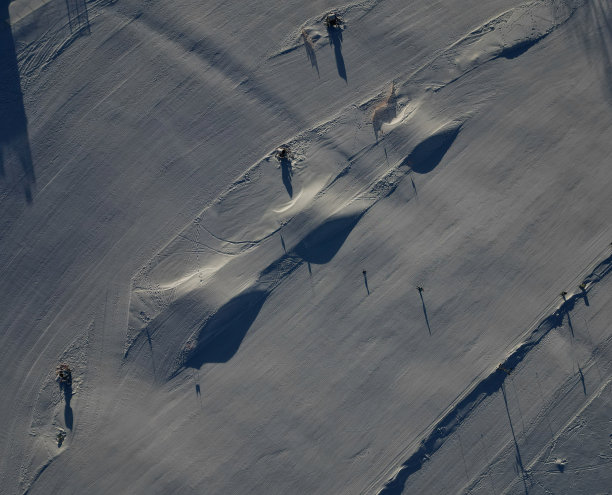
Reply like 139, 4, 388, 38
275, 146, 291, 161
55, 363, 72, 384
325, 12, 343, 28
56, 429, 67, 447
416, 286, 424, 293
560, 291, 568, 299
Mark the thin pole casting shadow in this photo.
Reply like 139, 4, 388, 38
418, 288, 431, 335
363, 270, 369, 295
501, 384, 529, 495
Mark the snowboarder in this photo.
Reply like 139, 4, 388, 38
56, 363, 72, 384
275, 146, 291, 161
325, 12, 343, 28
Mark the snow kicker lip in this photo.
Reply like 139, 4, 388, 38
376, 251, 612, 495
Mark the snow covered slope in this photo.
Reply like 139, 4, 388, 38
1, 0, 610, 493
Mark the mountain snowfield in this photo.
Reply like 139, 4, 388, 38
1, 0, 611, 493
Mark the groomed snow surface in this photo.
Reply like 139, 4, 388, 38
1, 0, 611, 493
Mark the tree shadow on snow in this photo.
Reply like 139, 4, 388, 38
0, 0, 35, 202
571, 0, 612, 105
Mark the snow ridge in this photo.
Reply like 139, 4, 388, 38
377, 250, 612, 494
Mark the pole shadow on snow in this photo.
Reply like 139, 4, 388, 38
0, 0, 35, 202
577, 365, 586, 395
418, 289, 431, 335
362, 270, 369, 295
501, 384, 529, 495
327, 25, 347, 82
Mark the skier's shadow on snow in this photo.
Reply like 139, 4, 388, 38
280, 157, 293, 197
0, 0, 35, 203
60, 380, 74, 430
327, 25, 347, 82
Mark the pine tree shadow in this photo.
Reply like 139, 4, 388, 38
0, 0, 35, 202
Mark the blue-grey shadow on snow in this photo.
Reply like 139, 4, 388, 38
183, 290, 268, 369
294, 213, 362, 264
65, 0, 90, 35
0, 1, 35, 202
302, 30, 319, 76
60, 380, 74, 430
327, 25, 347, 82
401, 124, 462, 174
280, 157, 293, 197
130, 212, 365, 380
498, 38, 541, 59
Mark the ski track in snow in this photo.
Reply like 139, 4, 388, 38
7, 0, 610, 493
374, 250, 612, 494
122, 0, 607, 491
126, 0, 583, 381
